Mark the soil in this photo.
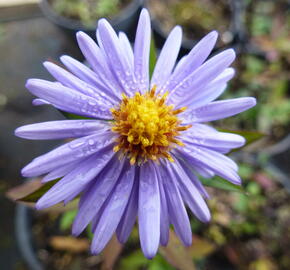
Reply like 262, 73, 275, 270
148, 0, 232, 46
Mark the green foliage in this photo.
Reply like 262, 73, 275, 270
238, 163, 254, 179
60, 209, 77, 231
119, 250, 148, 270
17, 179, 59, 202
245, 55, 265, 74
251, 14, 272, 36
200, 176, 244, 193
86, 224, 94, 240
61, 111, 91, 119
250, 1, 274, 36
148, 255, 176, 270
149, 36, 157, 79
51, 0, 126, 27
120, 251, 176, 270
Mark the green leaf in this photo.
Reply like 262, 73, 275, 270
17, 179, 59, 203
148, 254, 175, 270
200, 176, 244, 193
86, 224, 94, 241
61, 111, 114, 121
119, 250, 148, 270
218, 129, 265, 147
233, 193, 249, 213
60, 209, 77, 231
61, 111, 91, 120
149, 35, 157, 79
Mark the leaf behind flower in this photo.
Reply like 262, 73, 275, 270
16, 179, 59, 203
200, 176, 244, 193
149, 35, 157, 79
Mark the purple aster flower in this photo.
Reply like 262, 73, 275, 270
15, 9, 256, 259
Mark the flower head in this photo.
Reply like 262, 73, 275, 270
111, 86, 190, 165
15, 9, 256, 258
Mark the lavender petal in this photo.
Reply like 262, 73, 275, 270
72, 156, 125, 236
43, 61, 116, 104
119, 32, 134, 69
21, 132, 114, 177
151, 26, 182, 93
42, 160, 82, 183
185, 97, 257, 122
163, 31, 218, 92
183, 129, 246, 149
170, 161, 211, 221
32, 99, 50, 106
60, 55, 120, 101
178, 147, 241, 185
161, 161, 192, 246
76, 32, 121, 97
174, 156, 210, 198
91, 164, 135, 254
36, 149, 114, 209
182, 68, 235, 111
168, 49, 236, 107
15, 120, 109, 140
138, 162, 160, 259
116, 167, 139, 244
156, 168, 170, 246
134, 8, 151, 92
26, 79, 112, 119
98, 19, 137, 95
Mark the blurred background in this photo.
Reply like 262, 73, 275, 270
0, 0, 290, 269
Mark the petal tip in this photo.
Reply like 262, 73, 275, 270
59, 55, 69, 62
206, 30, 218, 42
183, 237, 193, 246
90, 246, 101, 256
249, 97, 257, 107
202, 210, 211, 223
98, 18, 109, 28
140, 8, 149, 17
173, 25, 182, 36
228, 48, 236, 58
25, 78, 33, 89
25, 78, 44, 91
14, 127, 22, 138
21, 167, 32, 177
72, 222, 83, 237
76, 31, 85, 38
144, 251, 157, 260
35, 201, 44, 210
43, 61, 55, 72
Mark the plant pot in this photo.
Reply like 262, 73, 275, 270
15, 204, 44, 270
39, 0, 144, 41
145, 0, 247, 56
264, 134, 290, 193
15, 204, 94, 270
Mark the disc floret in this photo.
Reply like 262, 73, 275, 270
111, 86, 191, 165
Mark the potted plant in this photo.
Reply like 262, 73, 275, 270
145, 0, 246, 55
40, 0, 144, 40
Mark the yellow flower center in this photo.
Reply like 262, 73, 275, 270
111, 86, 191, 165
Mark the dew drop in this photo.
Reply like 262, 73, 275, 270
69, 140, 85, 149
88, 99, 97, 106
88, 139, 95, 145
